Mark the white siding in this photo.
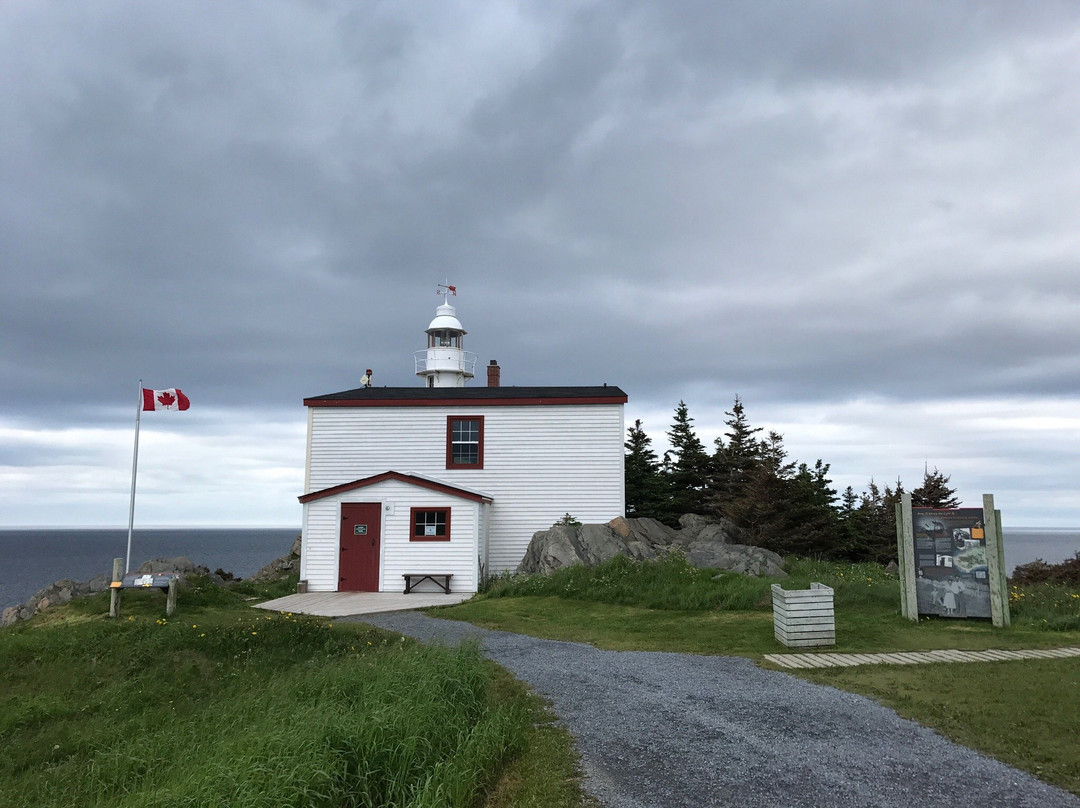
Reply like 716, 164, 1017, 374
301, 478, 481, 593
301, 497, 343, 592
306, 403, 624, 574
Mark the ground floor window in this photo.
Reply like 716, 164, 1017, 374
410, 507, 451, 541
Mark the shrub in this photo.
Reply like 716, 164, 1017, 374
1011, 552, 1080, 587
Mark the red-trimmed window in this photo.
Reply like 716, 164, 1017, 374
446, 416, 484, 469
410, 507, 451, 541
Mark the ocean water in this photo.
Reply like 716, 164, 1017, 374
0, 526, 1076, 613
1002, 527, 1079, 573
0, 528, 299, 611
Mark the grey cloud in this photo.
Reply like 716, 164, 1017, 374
3, 1, 1080, 524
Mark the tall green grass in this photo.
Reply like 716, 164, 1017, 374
482, 553, 768, 610
481, 553, 899, 612
1009, 582, 1080, 632
480, 553, 1079, 632
1, 584, 529, 808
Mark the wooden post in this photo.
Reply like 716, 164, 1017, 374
896, 492, 918, 621
166, 578, 178, 617
983, 495, 1011, 627
109, 557, 123, 619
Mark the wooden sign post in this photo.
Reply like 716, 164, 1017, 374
982, 494, 1010, 627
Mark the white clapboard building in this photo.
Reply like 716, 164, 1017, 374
298, 291, 627, 594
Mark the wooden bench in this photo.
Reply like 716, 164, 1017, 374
402, 574, 453, 594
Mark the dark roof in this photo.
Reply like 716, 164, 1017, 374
304, 385, 627, 407
299, 471, 493, 504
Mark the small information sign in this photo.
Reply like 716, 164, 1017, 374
120, 572, 180, 590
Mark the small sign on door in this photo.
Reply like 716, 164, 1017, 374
354, 525, 368, 535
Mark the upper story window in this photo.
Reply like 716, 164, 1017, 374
446, 416, 483, 469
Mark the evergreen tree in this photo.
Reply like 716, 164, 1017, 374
662, 401, 710, 520
624, 419, 667, 519
839, 478, 905, 563
709, 396, 763, 514
784, 459, 840, 557
911, 466, 961, 508
839, 486, 859, 518
837, 485, 862, 556
720, 430, 795, 552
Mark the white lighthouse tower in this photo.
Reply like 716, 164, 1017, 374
413, 285, 477, 387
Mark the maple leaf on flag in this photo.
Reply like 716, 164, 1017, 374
142, 387, 189, 411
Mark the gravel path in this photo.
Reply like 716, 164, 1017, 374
352, 611, 1080, 808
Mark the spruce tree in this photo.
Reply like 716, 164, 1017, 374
721, 430, 795, 552
662, 401, 710, 520
840, 478, 905, 563
783, 459, 840, 557
709, 396, 763, 515
624, 419, 667, 519
911, 466, 961, 508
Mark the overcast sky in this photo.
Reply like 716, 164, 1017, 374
3, 1, 1079, 528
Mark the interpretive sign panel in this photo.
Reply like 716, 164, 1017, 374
911, 508, 991, 618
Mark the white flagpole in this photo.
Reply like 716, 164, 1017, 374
126, 381, 143, 574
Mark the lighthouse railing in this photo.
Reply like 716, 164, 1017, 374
413, 350, 477, 377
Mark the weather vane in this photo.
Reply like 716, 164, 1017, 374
437, 282, 457, 303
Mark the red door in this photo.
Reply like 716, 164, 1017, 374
340, 503, 381, 591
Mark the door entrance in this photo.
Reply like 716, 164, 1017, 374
339, 503, 381, 591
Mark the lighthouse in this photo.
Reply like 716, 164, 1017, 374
413, 286, 477, 387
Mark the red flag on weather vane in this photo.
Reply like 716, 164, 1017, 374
142, 388, 190, 411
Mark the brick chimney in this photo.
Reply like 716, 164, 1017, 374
487, 359, 501, 388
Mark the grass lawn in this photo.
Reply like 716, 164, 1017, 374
0, 576, 591, 808
429, 553, 1080, 796
795, 658, 1080, 795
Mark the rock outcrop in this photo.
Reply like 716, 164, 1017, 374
248, 534, 302, 581
1, 574, 113, 626
517, 514, 787, 578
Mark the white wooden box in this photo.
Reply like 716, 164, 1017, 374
771, 582, 835, 648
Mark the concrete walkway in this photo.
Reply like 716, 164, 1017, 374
252, 590, 470, 617
764, 646, 1080, 669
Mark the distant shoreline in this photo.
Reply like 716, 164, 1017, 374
1, 525, 1076, 613
0, 527, 299, 612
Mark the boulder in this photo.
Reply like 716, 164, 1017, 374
136, 557, 199, 575
685, 543, 785, 577
619, 517, 680, 547
248, 534, 302, 581
516, 514, 787, 578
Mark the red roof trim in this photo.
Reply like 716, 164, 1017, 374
299, 471, 493, 504
305, 395, 627, 407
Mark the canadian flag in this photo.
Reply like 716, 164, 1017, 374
143, 388, 190, 411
